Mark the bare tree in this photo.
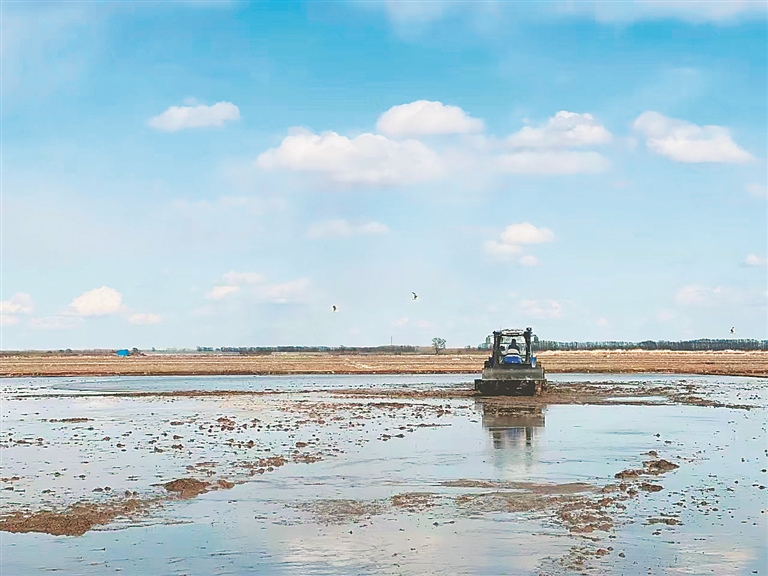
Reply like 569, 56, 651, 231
432, 337, 446, 355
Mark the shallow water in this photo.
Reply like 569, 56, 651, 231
1, 374, 766, 575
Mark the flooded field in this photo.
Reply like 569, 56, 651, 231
2, 374, 766, 575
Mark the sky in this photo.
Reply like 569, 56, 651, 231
1, 0, 767, 350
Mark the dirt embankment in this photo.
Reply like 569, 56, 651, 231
1, 350, 767, 378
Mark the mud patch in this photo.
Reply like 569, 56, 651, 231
0, 498, 154, 536
391, 492, 437, 512
294, 499, 387, 524
646, 516, 681, 525
455, 491, 560, 514
292, 454, 323, 464
441, 479, 596, 494
644, 459, 679, 474
558, 499, 614, 533
615, 457, 679, 480
163, 478, 210, 498
47, 418, 92, 423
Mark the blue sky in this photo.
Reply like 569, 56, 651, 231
2, 0, 766, 349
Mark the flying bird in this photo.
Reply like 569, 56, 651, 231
411, 292, 418, 300
332, 305, 338, 313
730, 326, 735, 334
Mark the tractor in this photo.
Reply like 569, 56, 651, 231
475, 327, 547, 396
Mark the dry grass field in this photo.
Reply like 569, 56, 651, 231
1, 350, 766, 378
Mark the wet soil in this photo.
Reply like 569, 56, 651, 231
0, 498, 156, 536
162, 478, 211, 499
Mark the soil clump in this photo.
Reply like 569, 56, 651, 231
0, 498, 153, 536
163, 478, 210, 498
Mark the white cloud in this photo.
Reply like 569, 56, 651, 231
484, 240, 523, 256
493, 111, 611, 174
485, 223, 554, 258
222, 271, 264, 285
500, 223, 555, 245
148, 101, 240, 132
519, 255, 539, 267
675, 285, 766, 309
744, 254, 767, 267
1, 316, 20, 326
745, 183, 766, 199
561, 0, 767, 23
206, 271, 264, 300
255, 106, 614, 186
379, 0, 456, 24
128, 312, 162, 325
376, 100, 483, 137
392, 317, 410, 327
205, 272, 309, 304
29, 316, 84, 330
633, 111, 753, 163
495, 150, 610, 174
675, 285, 722, 306
206, 285, 241, 300
307, 219, 389, 239
261, 278, 310, 304
67, 286, 124, 316
371, 0, 766, 25
507, 112, 612, 148
519, 299, 563, 319
596, 317, 609, 327
256, 128, 443, 186
0, 292, 34, 314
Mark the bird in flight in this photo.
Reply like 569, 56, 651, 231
730, 326, 735, 334
412, 292, 418, 300
332, 305, 338, 313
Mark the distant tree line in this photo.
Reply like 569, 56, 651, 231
3, 340, 766, 356
213, 345, 419, 355
532, 338, 768, 352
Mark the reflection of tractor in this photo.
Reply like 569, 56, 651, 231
474, 328, 547, 396
479, 401, 545, 450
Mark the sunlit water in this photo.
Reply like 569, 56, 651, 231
1, 374, 766, 575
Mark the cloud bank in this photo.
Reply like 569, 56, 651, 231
506, 112, 612, 148
257, 102, 612, 186
206, 272, 311, 304
633, 111, 752, 163
67, 286, 124, 316
128, 313, 162, 325
744, 254, 767, 267
1, 292, 34, 315
256, 128, 443, 186
485, 222, 555, 264
149, 102, 240, 132
376, 100, 483, 137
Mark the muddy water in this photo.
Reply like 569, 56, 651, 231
1, 374, 766, 575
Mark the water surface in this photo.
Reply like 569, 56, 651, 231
2, 374, 766, 575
